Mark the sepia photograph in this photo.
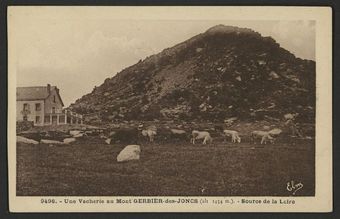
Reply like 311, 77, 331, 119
7, 6, 332, 212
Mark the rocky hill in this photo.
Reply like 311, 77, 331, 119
69, 25, 315, 124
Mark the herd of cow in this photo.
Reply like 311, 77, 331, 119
17, 123, 286, 146
104, 124, 284, 145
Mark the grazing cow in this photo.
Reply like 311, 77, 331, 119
214, 126, 241, 143
141, 129, 157, 142
251, 130, 274, 144
223, 130, 241, 143
191, 130, 212, 145
137, 124, 157, 142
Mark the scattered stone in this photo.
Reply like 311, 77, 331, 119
258, 60, 266, 65
70, 130, 82, 136
117, 145, 141, 162
269, 71, 280, 79
105, 138, 111, 145
196, 48, 203, 52
17, 136, 39, 145
41, 139, 64, 144
63, 138, 76, 144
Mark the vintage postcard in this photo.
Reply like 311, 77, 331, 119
8, 6, 332, 212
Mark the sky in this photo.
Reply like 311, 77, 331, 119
11, 9, 315, 107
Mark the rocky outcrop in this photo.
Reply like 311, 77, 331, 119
69, 25, 315, 123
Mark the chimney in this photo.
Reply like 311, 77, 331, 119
47, 84, 51, 93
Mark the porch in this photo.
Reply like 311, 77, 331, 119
44, 110, 83, 125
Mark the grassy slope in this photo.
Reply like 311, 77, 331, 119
17, 139, 314, 196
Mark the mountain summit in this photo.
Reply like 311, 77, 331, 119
69, 25, 315, 123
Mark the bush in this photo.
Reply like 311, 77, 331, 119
16, 121, 34, 133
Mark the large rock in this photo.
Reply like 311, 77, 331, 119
105, 138, 111, 145
117, 145, 141, 162
73, 133, 85, 138
63, 138, 76, 144
70, 130, 82, 136
17, 136, 39, 145
41, 139, 64, 144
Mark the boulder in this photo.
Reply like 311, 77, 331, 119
70, 130, 82, 136
17, 136, 39, 145
284, 113, 297, 120
63, 138, 76, 144
269, 71, 280, 79
108, 131, 116, 137
105, 138, 111, 145
73, 133, 85, 138
117, 145, 141, 162
41, 139, 64, 144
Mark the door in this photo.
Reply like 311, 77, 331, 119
52, 116, 58, 125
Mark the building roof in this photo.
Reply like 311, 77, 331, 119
16, 85, 64, 106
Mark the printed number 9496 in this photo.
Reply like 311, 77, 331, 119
41, 199, 57, 204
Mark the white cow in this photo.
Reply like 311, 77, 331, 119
251, 130, 274, 144
191, 130, 212, 145
223, 130, 241, 143
141, 129, 157, 142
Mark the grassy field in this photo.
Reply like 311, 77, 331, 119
17, 138, 315, 196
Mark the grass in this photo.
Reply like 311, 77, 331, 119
17, 138, 314, 196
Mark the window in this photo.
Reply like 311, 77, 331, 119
44, 116, 50, 123
23, 103, 29, 110
22, 103, 30, 121
52, 107, 56, 114
59, 115, 65, 123
53, 95, 56, 103
35, 116, 41, 124
35, 103, 41, 111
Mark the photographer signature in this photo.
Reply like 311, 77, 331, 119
286, 180, 303, 195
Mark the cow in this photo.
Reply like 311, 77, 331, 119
139, 124, 157, 142
251, 130, 274, 144
214, 125, 241, 143
191, 130, 212, 145
223, 130, 241, 143
141, 129, 157, 142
